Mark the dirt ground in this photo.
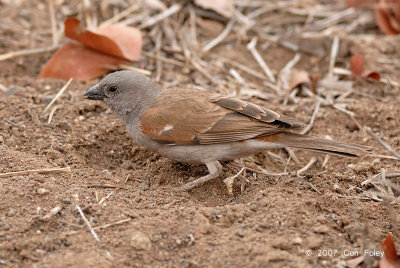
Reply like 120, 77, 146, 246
1, 1, 400, 267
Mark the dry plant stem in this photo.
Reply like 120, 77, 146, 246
47, 0, 58, 45
328, 36, 339, 77
93, 218, 131, 231
106, 64, 152, 76
202, 18, 235, 53
333, 67, 400, 88
279, 53, 301, 91
300, 101, 321, 135
297, 157, 317, 176
47, 105, 60, 124
365, 127, 400, 160
76, 205, 100, 242
213, 54, 267, 80
142, 52, 185, 67
43, 78, 73, 114
0, 167, 71, 178
0, 45, 60, 62
155, 28, 163, 82
99, 3, 141, 27
286, 148, 300, 164
0, 83, 6, 92
189, 6, 197, 46
98, 191, 114, 205
139, 4, 182, 29
247, 37, 276, 83
368, 154, 400, 161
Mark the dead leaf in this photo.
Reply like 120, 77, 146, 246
350, 54, 365, 77
40, 18, 142, 81
194, 0, 235, 18
375, 0, 400, 35
288, 69, 310, 90
346, 256, 365, 268
363, 71, 381, 80
39, 42, 128, 81
65, 18, 142, 61
379, 234, 400, 268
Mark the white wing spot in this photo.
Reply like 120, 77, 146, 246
159, 125, 174, 135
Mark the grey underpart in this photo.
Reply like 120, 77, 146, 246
178, 161, 222, 191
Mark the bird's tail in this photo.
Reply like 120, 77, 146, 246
277, 132, 372, 157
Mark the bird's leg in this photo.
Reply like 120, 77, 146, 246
178, 161, 222, 191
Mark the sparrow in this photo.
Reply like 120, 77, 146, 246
83, 70, 371, 191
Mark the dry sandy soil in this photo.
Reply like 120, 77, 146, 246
0, 1, 399, 267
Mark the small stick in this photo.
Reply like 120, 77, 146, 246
155, 28, 163, 82
368, 154, 400, 161
224, 167, 245, 196
247, 37, 276, 83
0, 167, 71, 178
300, 100, 321, 135
213, 54, 267, 80
42, 206, 62, 221
286, 148, 300, 164
47, 0, 58, 45
76, 205, 100, 242
279, 53, 301, 91
43, 78, 73, 114
202, 18, 235, 53
365, 127, 400, 160
297, 157, 317, 176
99, 3, 141, 27
142, 52, 185, 67
229, 163, 289, 177
0, 83, 6, 92
0, 45, 60, 62
93, 218, 131, 230
98, 191, 114, 205
328, 36, 339, 77
47, 105, 60, 124
139, 4, 182, 29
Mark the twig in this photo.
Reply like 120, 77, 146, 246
43, 78, 73, 114
0, 45, 60, 62
105, 64, 152, 76
139, 4, 182, 29
0, 167, 71, 178
202, 18, 235, 53
99, 3, 141, 27
47, 0, 58, 45
42, 206, 62, 221
224, 167, 245, 196
142, 52, 185, 67
93, 218, 131, 231
247, 37, 276, 83
365, 127, 400, 160
76, 205, 100, 242
279, 53, 301, 91
300, 101, 321, 135
47, 105, 60, 124
297, 157, 317, 176
328, 36, 339, 77
213, 53, 267, 80
98, 191, 114, 205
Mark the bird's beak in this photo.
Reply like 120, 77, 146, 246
83, 85, 104, 100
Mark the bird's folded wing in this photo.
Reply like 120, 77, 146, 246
139, 89, 304, 145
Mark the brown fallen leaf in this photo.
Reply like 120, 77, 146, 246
375, 0, 400, 35
350, 54, 381, 80
40, 18, 142, 81
379, 234, 400, 268
194, 0, 235, 18
288, 69, 310, 90
39, 42, 128, 81
65, 18, 142, 61
350, 53, 365, 77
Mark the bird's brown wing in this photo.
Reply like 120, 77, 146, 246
139, 89, 304, 145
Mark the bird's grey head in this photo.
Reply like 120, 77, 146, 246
83, 70, 160, 119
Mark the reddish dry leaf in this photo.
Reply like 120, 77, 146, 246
64, 18, 142, 61
288, 69, 310, 90
375, 0, 400, 34
350, 54, 365, 77
363, 71, 381, 80
379, 234, 400, 268
194, 0, 235, 18
39, 42, 128, 81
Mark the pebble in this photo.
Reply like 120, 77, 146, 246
293, 237, 303, 245
312, 225, 330, 234
37, 188, 49, 195
7, 209, 15, 217
139, 182, 149, 191
130, 231, 152, 251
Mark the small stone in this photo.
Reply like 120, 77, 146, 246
293, 237, 303, 245
7, 209, 15, 217
130, 231, 152, 251
37, 188, 49, 195
121, 160, 134, 170
61, 198, 71, 204
312, 225, 330, 234
176, 239, 182, 245
78, 116, 85, 121
0, 136, 3, 143
139, 182, 148, 191
193, 213, 212, 234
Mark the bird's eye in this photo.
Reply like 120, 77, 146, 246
109, 85, 117, 92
